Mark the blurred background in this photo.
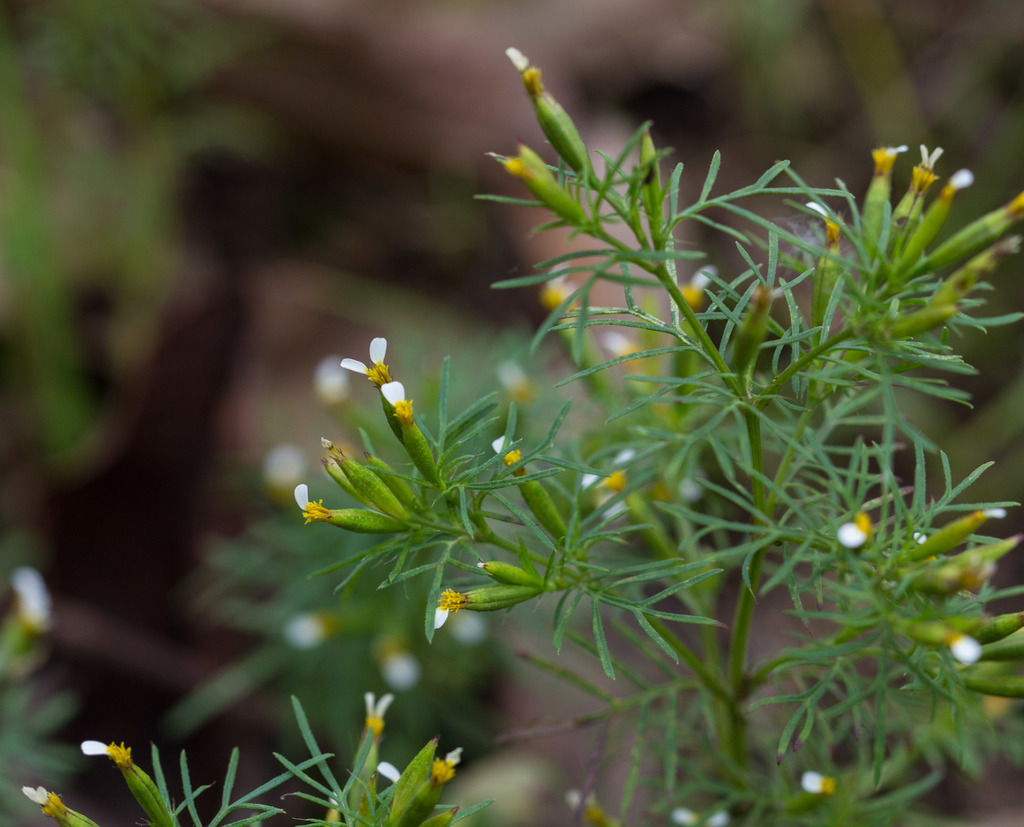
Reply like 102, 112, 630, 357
2, 0, 1024, 824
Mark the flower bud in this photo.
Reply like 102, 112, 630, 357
896, 169, 974, 276
365, 453, 421, 511
963, 675, 1024, 698
898, 510, 1002, 564
919, 187, 1024, 273
81, 741, 173, 827
500, 144, 587, 225
929, 235, 1021, 306
336, 451, 409, 519
477, 560, 543, 587
974, 611, 1024, 645
863, 145, 907, 244
381, 382, 443, 489
731, 286, 772, 377
885, 303, 957, 340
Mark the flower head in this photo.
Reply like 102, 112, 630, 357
430, 747, 463, 786
601, 331, 641, 360
871, 144, 909, 175
294, 483, 332, 524
837, 512, 872, 549
434, 588, 469, 629
497, 360, 534, 403
11, 566, 52, 634
801, 771, 836, 795
492, 436, 523, 469
381, 381, 414, 427
283, 611, 336, 649
540, 273, 575, 311
364, 691, 395, 738
380, 649, 421, 690
341, 338, 391, 387
682, 266, 715, 310
81, 740, 133, 769
263, 443, 307, 493
22, 786, 67, 818
948, 632, 981, 665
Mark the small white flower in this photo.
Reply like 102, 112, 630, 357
341, 338, 391, 386
984, 508, 1007, 519
380, 381, 406, 406
913, 531, 927, 544
314, 355, 350, 405
692, 266, 715, 291
837, 521, 868, 549
949, 633, 982, 665
948, 169, 974, 191
706, 813, 730, 827
506, 47, 530, 72
601, 331, 639, 359
81, 740, 109, 756
540, 273, 574, 311
364, 691, 395, 722
801, 771, 835, 795
263, 443, 307, 491
671, 808, 698, 826
381, 650, 421, 691
497, 360, 532, 402
22, 786, 50, 805
679, 478, 704, 503
11, 566, 52, 633
294, 483, 310, 511
283, 613, 330, 649
377, 761, 402, 783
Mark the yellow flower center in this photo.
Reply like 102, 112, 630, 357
430, 757, 458, 786
819, 776, 836, 795
825, 220, 841, 246
394, 399, 415, 427
1009, 190, 1024, 217
503, 157, 532, 181
540, 281, 571, 310
438, 588, 468, 613
42, 793, 67, 818
911, 165, 939, 194
502, 449, 522, 467
522, 67, 543, 97
871, 148, 900, 175
303, 500, 332, 525
107, 742, 133, 769
366, 715, 385, 739
605, 470, 628, 493
682, 284, 704, 310
854, 512, 872, 536
366, 362, 391, 387
584, 802, 613, 826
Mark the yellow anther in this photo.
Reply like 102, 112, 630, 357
366, 715, 385, 739
302, 500, 332, 525
42, 793, 67, 818
854, 512, 872, 536
820, 776, 836, 796
605, 470, 628, 493
430, 757, 457, 786
503, 157, 531, 181
438, 588, 468, 613
503, 449, 522, 466
911, 165, 939, 194
107, 742, 133, 769
871, 147, 901, 175
394, 399, 414, 427
825, 220, 841, 246
1010, 190, 1024, 216
365, 362, 391, 387
522, 67, 543, 96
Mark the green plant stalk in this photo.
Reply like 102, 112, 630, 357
725, 410, 769, 770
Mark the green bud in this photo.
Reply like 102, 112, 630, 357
457, 584, 542, 612
862, 146, 904, 246
978, 630, 1024, 662
910, 535, 1020, 594
896, 170, 974, 276
337, 452, 409, 519
731, 286, 772, 377
516, 62, 590, 175
962, 675, 1024, 698
919, 188, 1024, 273
323, 508, 407, 533
930, 235, 1021, 306
323, 457, 373, 507
419, 808, 459, 827
640, 129, 662, 236
898, 510, 999, 564
476, 560, 543, 587
387, 746, 462, 827
975, 611, 1024, 645
388, 739, 438, 822
366, 453, 421, 511
104, 747, 174, 827
811, 217, 842, 332
885, 303, 957, 339
518, 478, 567, 539
501, 144, 587, 225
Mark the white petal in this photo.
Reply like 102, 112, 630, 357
506, 47, 529, 72
984, 508, 1007, 519
581, 473, 599, 489
294, 483, 310, 510
340, 358, 369, 375
801, 771, 825, 794
263, 444, 307, 489
380, 381, 406, 406
913, 531, 927, 544
434, 608, 450, 629
381, 651, 421, 690
374, 693, 395, 718
81, 740, 109, 756
601, 331, 632, 355
23, 786, 50, 804
11, 567, 51, 629
369, 337, 388, 363
565, 789, 583, 811
671, 808, 698, 826
613, 449, 636, 466
692, 266, 715, 290
496, 360, 527, 389
950, 169, 974, 190
492, 436, 507, 454
444, 747, 463, 765
805, 202, 827, 217
679, 479, 704, 503
837, 522, 867, 549
377, 761, 401, 783
950, 634, 981, 665
707, 813, 730, 827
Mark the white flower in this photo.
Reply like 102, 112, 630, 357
377, 761, 401, 783
837, 522, 868, 548
984, 507, 1007, 519
381, 650, 421, 691
671, 808, 698, 826
314, 355, 350, 405
497, 360, 533, 402
679, 478, 704, 503
341, 338, 391, 386
919, 145, 943, 170
801, 771, 835, 795
11, 566, 52, 633
22, 786, 50, 805
263, 443, 307, 492
283, 612, 331, 649
601, 331, 640, 359
948, 169, 974, 191
364, 691, 394, 723
540, 273, 574, 311
706, 813, 730, 827
294, 483, 310, 510
949, 633, 981, 665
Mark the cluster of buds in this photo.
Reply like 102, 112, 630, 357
837, 507, 1024, 685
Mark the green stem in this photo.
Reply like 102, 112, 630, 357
649, 618, 732, 702
756, 329, 855, 407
